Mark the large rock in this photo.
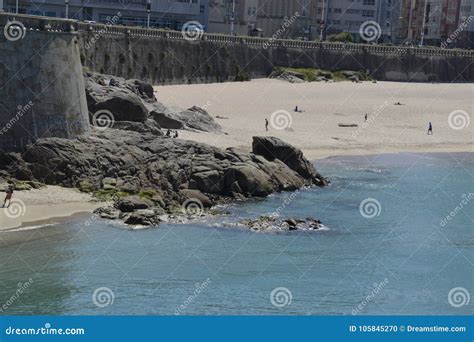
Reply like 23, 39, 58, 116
224, 164, 275, 197
149, 104, 221, 132
116, 196, 153, 212
87, 90, 149, 123
191, 170, 223, 194
150, 111, 184, 129
1, 129, 327, 226
252, 136, 328, 186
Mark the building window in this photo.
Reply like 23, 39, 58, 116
362, 10, 375, 17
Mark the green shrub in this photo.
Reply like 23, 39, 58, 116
327, 32, 353, 43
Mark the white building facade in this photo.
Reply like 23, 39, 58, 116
1, 0, 209, 30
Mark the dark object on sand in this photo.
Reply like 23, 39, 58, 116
338, 123, 358, 127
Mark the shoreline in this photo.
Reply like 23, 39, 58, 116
301, 143, 472, 160
1, 149, 471, 231
0, 186, 103, 231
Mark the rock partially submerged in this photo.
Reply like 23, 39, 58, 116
239, 216, 324, 232
0, 130, 327, 227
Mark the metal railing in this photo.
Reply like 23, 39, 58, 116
2, 12, 473, 58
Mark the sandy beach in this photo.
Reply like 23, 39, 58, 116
155, 79, 473, 159
0, 186, 102, 230
1, 80, 471, 230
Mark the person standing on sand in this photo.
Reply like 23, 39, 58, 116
3, 185, 13, 208
427, 122, 433, 135
265, 119, 269, 131
365, 114, 368, 122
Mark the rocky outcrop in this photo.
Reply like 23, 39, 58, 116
0, 129, 327, 226
150, 105, 221, 132
238, 216, 324, 232
269, 68, 306, 83
252, 136, 328, 186
84, 71, 221, 133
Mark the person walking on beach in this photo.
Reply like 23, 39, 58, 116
364, 114, 368, 122
3, 185, 13, 208
427, 122, 433, 135
265, 118, 269, 131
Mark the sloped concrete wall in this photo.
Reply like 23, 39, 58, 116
0, 15, 90, 151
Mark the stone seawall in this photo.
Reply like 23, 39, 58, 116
0, 13, 90, 151
78, 24, 474, 84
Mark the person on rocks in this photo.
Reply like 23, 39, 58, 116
109, 78, 119, 87
427, 122, 433, 135
166, 129, 171, 137
174, 131, 179, 138
265, 118, 269, 131
3, 185, 14, 208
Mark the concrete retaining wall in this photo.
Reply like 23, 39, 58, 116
77, 24, 474, 84
0, 13, 90, 151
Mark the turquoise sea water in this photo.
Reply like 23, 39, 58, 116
0, 152, 472, 315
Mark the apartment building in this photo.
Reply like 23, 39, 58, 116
318, 0, 401, 42
256, 0, 321, 39
1, 0, 209, 30
458, 0, 474, 48
400, 0, 472, 47
208, 0, 258, 36
208, 0, 322, 39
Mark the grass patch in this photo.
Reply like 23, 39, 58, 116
93, 188, 128, 202
276, 67, 374, 82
